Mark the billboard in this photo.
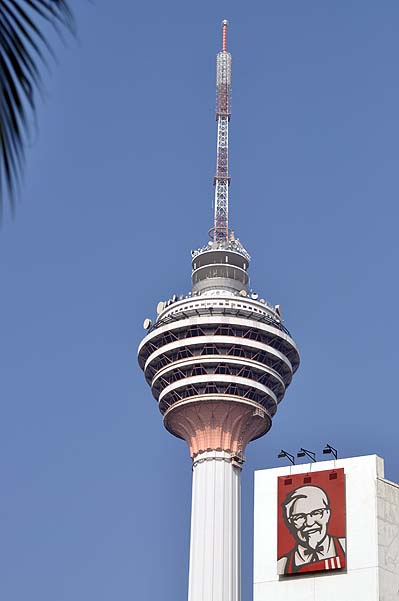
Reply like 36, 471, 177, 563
277, 468, 346, 575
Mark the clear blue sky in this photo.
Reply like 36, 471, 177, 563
1, 2, 398, 599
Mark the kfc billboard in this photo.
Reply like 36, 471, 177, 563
277, 468, 346, 575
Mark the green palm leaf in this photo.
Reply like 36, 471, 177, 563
0, 0, 74, 214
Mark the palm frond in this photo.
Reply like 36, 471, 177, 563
0, 0, 75, 214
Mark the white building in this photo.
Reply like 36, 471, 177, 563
254, 455, 399, 601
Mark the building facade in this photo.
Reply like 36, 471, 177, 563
254, 455, 399, 601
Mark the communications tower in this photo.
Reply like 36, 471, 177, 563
138, 21, 300, 601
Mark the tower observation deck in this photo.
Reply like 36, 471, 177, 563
138, 20, 300, 601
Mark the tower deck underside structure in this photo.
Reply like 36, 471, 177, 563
138, 294, 299, 458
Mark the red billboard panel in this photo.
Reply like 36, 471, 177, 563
277, 468, 346, 575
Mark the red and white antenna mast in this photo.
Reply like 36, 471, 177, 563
213, 20, 232, 243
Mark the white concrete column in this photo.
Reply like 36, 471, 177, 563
188, 450, 242, 601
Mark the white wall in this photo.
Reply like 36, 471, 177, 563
254, 455, 398, 601
377, 477, 399, 601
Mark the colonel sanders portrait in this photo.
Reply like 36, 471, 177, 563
277, 485, 346, 575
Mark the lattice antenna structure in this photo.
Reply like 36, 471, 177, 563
213, 19, 232, 243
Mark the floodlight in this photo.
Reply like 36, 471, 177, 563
277, 450, 295, 465
297, 447, 316, 462
323, 444, 337, 460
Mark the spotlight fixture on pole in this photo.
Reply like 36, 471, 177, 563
323, 443, 338, 460
297, 447, 316, 462
277, 450, 295, 465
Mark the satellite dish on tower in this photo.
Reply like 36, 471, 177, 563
157, 301, 165, 315
239, 289, 247, 297
143, 318, 152, 330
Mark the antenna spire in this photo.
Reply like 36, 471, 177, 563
212, 20, 232, 243
222, 19, 228, 51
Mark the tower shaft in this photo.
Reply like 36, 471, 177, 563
188, 451, 241, 601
